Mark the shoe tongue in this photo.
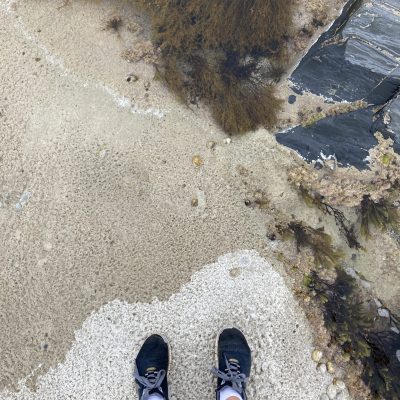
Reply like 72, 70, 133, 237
227, 358, 241, 372
145, 367, 158, 383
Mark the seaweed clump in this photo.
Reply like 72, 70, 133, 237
359, 195, 400, 239
306, 270, 400, 399
278, 221, 343, 268
135, 0, 294, 134
104, 16, 123, 32
299, 186, 361, 249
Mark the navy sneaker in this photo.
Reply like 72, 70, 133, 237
134, 334, 170, 400
212, 328, 251, 400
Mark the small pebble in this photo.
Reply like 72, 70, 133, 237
144, 81, 151, 91
192, 155, 203, 167
342, 353, 351, 362
288, 94, 297, 104
224, 137, 232, 144
244, 199, 251, 206
206, 141, 216, 149
304, 296, 311, 303
327, 361, 335, 374
191, 198, 198, 207
317, 363, 327, 373
312, 349, 323, 363
261, 361, 268, 372
336, 392, 346, 400
326, 383, 337, 399
229, 268, 241, 278
378, 308, 390, 318
334, 379, 346, 391
320, 395, 329, 400
39, 342, 48, 351
43, 242, 53, 251
374, 298, 383, 308
314, 161, 324, 170
126, 74, 139, 82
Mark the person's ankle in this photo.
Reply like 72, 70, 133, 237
147, 392, 165, 400
219, 385, 243, 400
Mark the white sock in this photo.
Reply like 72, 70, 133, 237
219, 385, 243, 400
147, 393, 164, 400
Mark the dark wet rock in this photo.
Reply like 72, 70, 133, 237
291, 0, 400, 104
277, 91, 400, 169
374, 94, 400, 153
277, 107, 378, 169
314, 161, 324, 170
288, 95, 297, 104
278, 0, 400, 169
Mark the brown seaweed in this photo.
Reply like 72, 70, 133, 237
279, 221, 343, 268
306, 270, 400, 399
135, 0, 294, 134
359, 195, 400, 239
299, 186, 361, 249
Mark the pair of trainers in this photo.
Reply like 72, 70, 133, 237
134, 328, 251, 400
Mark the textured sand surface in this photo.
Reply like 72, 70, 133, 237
0, 251, 334, 400
0, 0, 290, 389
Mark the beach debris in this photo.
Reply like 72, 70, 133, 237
191, 198, 198, 207
206, 141, 216, 150
126, 73, 139, 83
15, 191, 32, 211
192, 155, 203, 167
121, 41, 157, 64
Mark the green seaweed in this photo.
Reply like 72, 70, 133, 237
135, 0, 294, 134
359, 195, 400, 239
279, 221, 343, 268
306, 270, 400, 399
302, 111, 326, 127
